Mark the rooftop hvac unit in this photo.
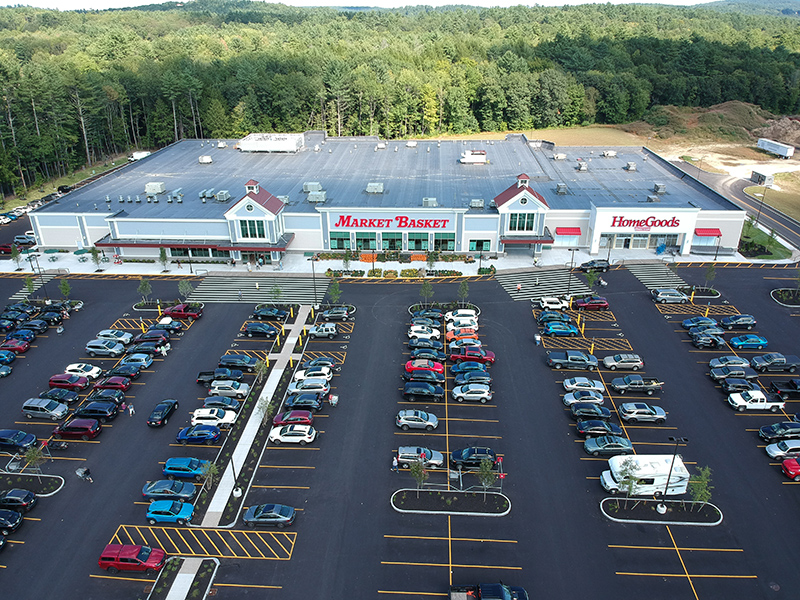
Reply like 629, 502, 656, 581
198, 155, 213, 164
308, 191, 327, 203
216, 190, 231, 202
489, 200, 497, 209
602, 150, 617, 158
646, 195, 660, 203
172, 188, 183, 197
204, 189, 216, 199
199, 189, 207, 198
553, 153, 567, 160
577, 162, 588, 171
135, 196, 141, 203
469, 198, 485, 208
653, 183, 666, 194
145, 182, 165, 195
406, 141, 418, 148
277, 195, 289, 203
376, 142, 386, 150
119, 195, 124, 203
556, 183, 568, 195
626, 162, 637, 171
147, 197, 152, 203
314, 144, 320, 152
366, 182, 384, 194
303, 182, 322, 193
422, 197, 438, 207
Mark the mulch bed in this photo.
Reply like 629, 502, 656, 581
771, 288, 800, 306
0, 472, 62, 495
603, 498, 721, 524
392, 489, 509, 514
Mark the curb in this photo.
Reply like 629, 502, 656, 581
599, 497, 723, 526
770, 288, 800, 308
390, 489, 511, 517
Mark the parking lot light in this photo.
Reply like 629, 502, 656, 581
658, 436, 689, 513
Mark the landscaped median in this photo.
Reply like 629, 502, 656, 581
600, 497, 723, 526
391, 488, 511, 517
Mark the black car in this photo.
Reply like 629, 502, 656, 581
86, 388, 126, 405
454, 370, 493, 386
23, 319, 49, 334
759, 422, 800, 443
692, 334, 726, 349
132, 330, 170, 345
39, 388, 80, 404
570, 403, 612, 420
243, 322, 278, 338
0, 509, 23, 536
450, 446, 498, 470
284, 393, 326, 412
103, 364, 142, 380
0, 429, 36, 453
37, 311, 63, 325
5, 303, 37, 316
74, 401, 118, 423
0, 311, 28, 324
203, 397, 241, 411
322, 307, 351, 321
126, 341, 167, 356
575, 419, 624, 438
579, 259, 610, 272
407, 338, 444, 351
302, 356, 337, 369
719, 314, 757, 330
402, 382, 445, 402
219, 354, 258, 372
402, 369, 445, 384
243, 503, 296, 528
251, 307, 288, 320
147, 399, 179, 427
148, 320, 184, 334
0, 489, 36, 513
0, 319, 15, 333
721, 378, 760, 393
409, 348, 447, 362
536, 311, 572, 325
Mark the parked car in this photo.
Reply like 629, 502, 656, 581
602, 354, 644, 371
141, 480, 196, 503
218, 354, 258, 372
49, 373, 90, 391
39, 388, 79, 404
730, 335, 768, 350
575, 420, 624, 438
454, 370, 492, 386
0, 320, 15, 334
273, 410, 314, 427
321, 307, 351, 321
563, 377, 604, 393
570, 403, 612, 420
579, 259, 610, 272
146, 500, 194, 525
709, 356, 750, 369
539, 297, 569, 311
203, 397, 241, 412
13, 235, 35, 246
563, 390, 604, 406
125, 341, 169, 356
692, 334, 726, 349
448, 338, 482, 351
64, 363, 103, 380
689, 325, 726, 338
584, 435, 633, 456
682, 316, 717, 329
286, 378, 330, 396
650, 288, 689, 304
451, 383, 493, 403
450, 346, 495, 365
409, 348, 447, 362
445, 309, 478, 322
536, 310, 572, 325
243, 503, 296, 528
450, 362, 488, 375
23, 319, 48, 334
85, 339, 125, 358
86, 388, 126, 405
397, 446, 444, 469
404, 359, 444, 374
163, 457, 209, 481
408, 325, 440, 340
38, 311, 63, 325
294, 366, 333, 382
403, 381, 445, 402
619, 402, 666, 423
208, 380, 250, 399
445, 328, 478, 342
148, 317, 184, 334
0, 509, 23, 535
121, 353, 154, 369
147, 399, 180, 427
98, 544, 167, 575
103, 364, 142, 380
190, 407, 236, 429
21, 397, 68, 421
52, 418, 102, 440
302, 356, 336, 369
0, 339, 29, 353
251, 307, 288, 320
449, 446, 497, 470
0, 429, 36, 453
543, 322, 580, 337
268, 424, 318, 445
402, 369, 445, 384
0, 350, 15, 365
765, 440, 800, 460
759, 422, 800, 443
721, 378, 760, 393
163, 303, 203, 320
176, 425, 221, 445
93, 376, 132, 391
5, 329, 35, 343
396, 410, 438, 431
0, 489, 36, 513
410, 317, 439, 328
720, 314, 757, 330
408, 338, 444, 351
308, 323, 337, 339
412, 308, 444, 319
283, 393, 325, 412
74, 401, 119, 423
574, 296, 609, 310
243, 322, 278, 338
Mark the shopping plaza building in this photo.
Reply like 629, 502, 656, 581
29, 131, 746, 263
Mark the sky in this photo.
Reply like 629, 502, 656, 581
4, 0, 716, 12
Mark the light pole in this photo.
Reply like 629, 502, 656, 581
713, 235, 721, 261
755, 185, 769, 226
478, 248, 483, 273
658, 436, 689, 512
307, 254, 318, 306
565, 247, 579, 300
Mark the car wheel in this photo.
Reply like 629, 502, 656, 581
100, 417, 107, 424
277, 522, 286, 528
655, 418, 665, 424
480, 398, 487, 404
456, 397, 464, 402
272, 438, 281, 444
647, 390, 654, 396
425, 425, 434, 431
631, 365, 640, 371
309, 334, 316, 339
148, 518, 157, 525
654, 490, 663, 497
570, 332, 576, 337
146, 568, 157, 576
771, 405, 779, 412
206, 439, 215, 445
628, 418, 637, 423
237, 394, 244, 399
181, 440, 188, 445
88, 351, 96, 357
177, 519, 186, 525
746, 325, 753, 330
758, 345, 764, 350
738, 406, 745, 412
791, 367, 797, 373
680, 299, 687, 304
247, 332, 253, 337
608, 488, 618, 495
328, 334, 334, 339
300, 440, 307, 446
81, 434, 89, 441
401, 424, 410, 431
794, 475, 800, 482
554, 363, 562, 369
592, 451, 600, 456
193, 475, 202, 482
106, 567, 119, 574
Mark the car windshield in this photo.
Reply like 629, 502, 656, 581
137, 546, 152, 561
10, 431, 25, 443
187, 459, 200, 470
169, 501, 181, 512
778, 441, 789, 451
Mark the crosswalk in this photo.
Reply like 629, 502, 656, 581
625, 263, 687, 290
7, 274, 58, 301
495, 268, 592, 301
188, 275, 330, 304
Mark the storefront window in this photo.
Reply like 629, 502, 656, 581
469, 240, 490, 252
211, 249, 229, 258
508, 213, 537, 232
614, 235, 631, 250
330, 232, 351, 250
631, 234, 649, 249
434, 233, 455, 251
170, 247, 189, 257
190, 248, 210, 257
408, 232, 428, 251
356, 232, 376, 250
240, 220, 265, 239
382, 232, 402, 250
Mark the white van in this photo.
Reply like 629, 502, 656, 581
601, 454, 689, 496
650, 288, 689, 304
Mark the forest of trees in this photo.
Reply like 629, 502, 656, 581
0, 0, 798, 196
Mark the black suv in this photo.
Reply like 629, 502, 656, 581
86, 388, 126, 405
218, 354, 258, 372
74, 401, 119, 423
450, 446, 498, 470
578, 259, 610, 273
402, 369, 445, 384
284, 393, 326, 412
402, 382, 445, 402
720, 314, 757, 330
322, 307, 351, 321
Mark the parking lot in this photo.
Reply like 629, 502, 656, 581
0, 265, 799, 599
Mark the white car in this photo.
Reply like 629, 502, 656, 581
446, 318, 479, 332
563, 377, 605, 393
294, 366, 333, 382
287, 378, 331, 396
64, 363, 103, 380
445, 309, 478, 322
269, 424, 318, 445
208, 380, 251, 399
451, 384, 493, 403
448, 339, 482, 352
191, 407, 237, 429
96, 329, 134, 345
408, 325, 440, 340
563, 390, 604, 406
539, 297, 569, 311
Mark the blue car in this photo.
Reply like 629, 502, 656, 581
0, 350, 16, 365
450, 362, 488, 375
730, 335, 768, 350
146, 500, 194, 525
0, 365, 11, 377
543, 322, 580, 337
0, 319, 15, 333
681, 316, 717, 329
410, 348, 447, 362
5, 329, 35, 343
121, 353, 154, 369
176, 425, 221, 446
163, 457, 209, 481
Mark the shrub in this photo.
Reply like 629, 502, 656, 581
384, 270, 398, 278
368, 268, 382, 277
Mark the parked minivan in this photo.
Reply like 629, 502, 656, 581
85, 339, 125, 358
650, 288, 689, 304
21, 397, 68, 421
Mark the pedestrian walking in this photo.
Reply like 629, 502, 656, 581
160, 346, 167, 357
391, 456, 399, 473
120, 402, 127, 412
238, 289, 243, 301
176, 260, 181, 269
128, 403, 135, 416
516, 283, 522, 292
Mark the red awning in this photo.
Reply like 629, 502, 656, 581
695, 228, 721, 237
555, 227, 581, 236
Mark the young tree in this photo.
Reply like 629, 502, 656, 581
24, 276, 34, 297
420, 280, 434, 307
342, 249, 351, 272
90, 247, 101, 270
766, 228, 778, 253
477, 458, 498, 501
615, 457, 640, 509
24, 446, 47, 482
457, 280, 469, 307
137, 278, 152, 303
10, 245, 21, 271
426, 251, 436, 270
409, 460, 429, 498
270, 285, 283, 306
688, 465, 714, 511
704, 264, 716, 289
178, 279, 194, 301
159, 247, 169, 271
59, 279, 71, 300
200, 461, 220, 490
328, 278, 342, 305
253, 358, 269, 388
585, 271, 598, 288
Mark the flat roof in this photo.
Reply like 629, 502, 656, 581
36, 135, 739, 220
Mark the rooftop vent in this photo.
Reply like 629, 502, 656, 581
556, 183, 568, 195
646, 195, 660, 203
553, 153, 567, 161
167, 197, 173, 203
406, 141, 418, 148
602, 150, 617, 158
489, 200, 497, 209
308, 191, 327, 204
577, 161, 588, 172
176, 197, 182, 203
204, 189, 216, 199
153, 197, 159, 203
626, 162, 637, 171
422, 197, 438, 207
376, 142, 386, 150
469, 198, 485, 208
366, 182, 384, 194
105, 195, 111, 203
653, 183, 666, 194
119, 195, 124, 203
303, 182, 322, 193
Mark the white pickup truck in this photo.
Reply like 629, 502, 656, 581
727, 390, 785, 412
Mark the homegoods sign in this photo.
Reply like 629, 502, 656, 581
331, 213, 453, 230
610, 216, 681, 232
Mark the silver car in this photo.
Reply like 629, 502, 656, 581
21, 397, 68, 421
96, 329, 133, 345
765, 440, 800, 460
563, 390, 604, 406
602, 354, 644, 371
451, 383, 493, 403
619, 402, 666, 423
208, 380, 251, 399
563, 377, 605, 393
396, 410, 438, 431
287, 378, 331, 396
85, 339, 125, 358
709, 356, 750, 369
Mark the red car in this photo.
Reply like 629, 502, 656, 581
575, 296, 609, 310
0, 339, 30, 353
49, 373, 90, 390
0, 244, 20, 255
273, 410, 314, 427
404, 359, 445, 374
52, 417, 101, 440
93, 376, 132, 391
782, 458, 800, 481
450, 346, 496, 365
99, 544, 166, 574
163, 303, 203, 320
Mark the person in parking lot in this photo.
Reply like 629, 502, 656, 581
128, 403, 135, 416
392, 457, 399, 473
